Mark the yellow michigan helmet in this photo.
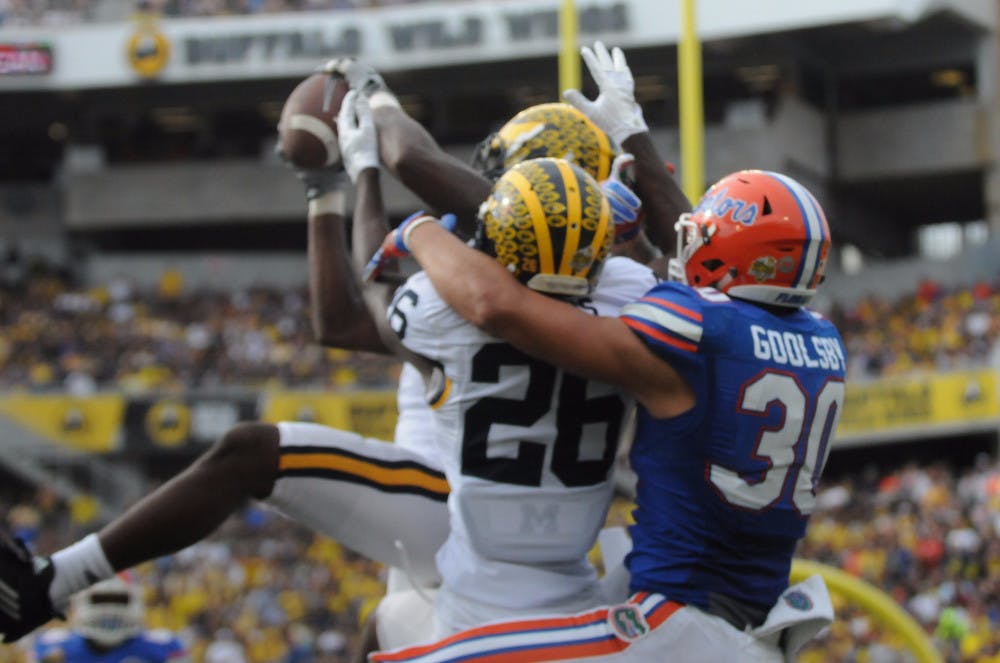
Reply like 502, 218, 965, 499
477, 157, 613, 297
472, 103, 618, 182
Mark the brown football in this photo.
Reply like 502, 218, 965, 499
277, 71, 349, 170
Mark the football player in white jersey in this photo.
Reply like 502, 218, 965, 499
344, 128, 658, 634
0, 149, 455, 647
366, 46, 843, 663
0, 45, 689, 651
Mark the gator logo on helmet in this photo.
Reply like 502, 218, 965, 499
748, 256, 777, 282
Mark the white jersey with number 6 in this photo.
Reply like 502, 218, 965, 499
387, 256, 657, 634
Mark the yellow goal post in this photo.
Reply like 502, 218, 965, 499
790, 558, 942, 663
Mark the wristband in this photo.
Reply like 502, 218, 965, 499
308, 190, 346, 217
401, 215, 438, 249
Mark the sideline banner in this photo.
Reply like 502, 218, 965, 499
3, 369, 996, 453
838, 369, 1000, 438
260, 390, 398, 441
0, 390, 397, 453
122, 396, 257, 452
0, 393, 125, 452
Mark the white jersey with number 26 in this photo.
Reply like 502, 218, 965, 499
387, 256, 658, 634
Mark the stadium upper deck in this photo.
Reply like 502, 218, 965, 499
0, 0, 996, 265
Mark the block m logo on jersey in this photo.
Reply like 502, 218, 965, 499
519, 502, 559, 534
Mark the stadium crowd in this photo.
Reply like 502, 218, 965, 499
0, 0, 91, 26
1, 256, 1000, 660
0, 481, 385, 663
2, 453, 1000, 661
798, 456, 1000, 662
0, 259, 400, 393
3, 259, 1000, 393
831, 276, 1000, 381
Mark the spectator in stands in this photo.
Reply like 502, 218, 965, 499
203, 628, 247, 663
3, 451, 1000, 660
0, 484, 384, 662
800, 457, 1000, 659
834, 272, 1000, 379
0, 270, 401, 391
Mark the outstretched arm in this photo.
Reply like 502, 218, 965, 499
325, 58, 491, 236
622, 131, 691, 262
371, 103, 491, 233
565, 42, 691, 267
341, 92, 451, 378
307, 186, 387, 353
303, 87, 401, 355
401, 221, 695, 418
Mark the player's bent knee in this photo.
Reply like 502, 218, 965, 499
204, 422, 281, 499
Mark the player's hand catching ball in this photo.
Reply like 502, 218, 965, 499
337, 90, 380, 183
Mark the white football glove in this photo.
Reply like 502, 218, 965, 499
337, 89, 380, 183
563, 41, 648, 145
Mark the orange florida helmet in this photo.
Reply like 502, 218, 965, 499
668, 170, 831, 308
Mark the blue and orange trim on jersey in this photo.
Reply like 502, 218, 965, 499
369, 593, 683, 663
278, 445, 449, 502
620, 292, 703, 355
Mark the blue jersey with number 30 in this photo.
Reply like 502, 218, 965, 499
620, 282, 846, 612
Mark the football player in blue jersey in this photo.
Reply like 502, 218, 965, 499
365, 167, 844, 662
30, 575, 189, 663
